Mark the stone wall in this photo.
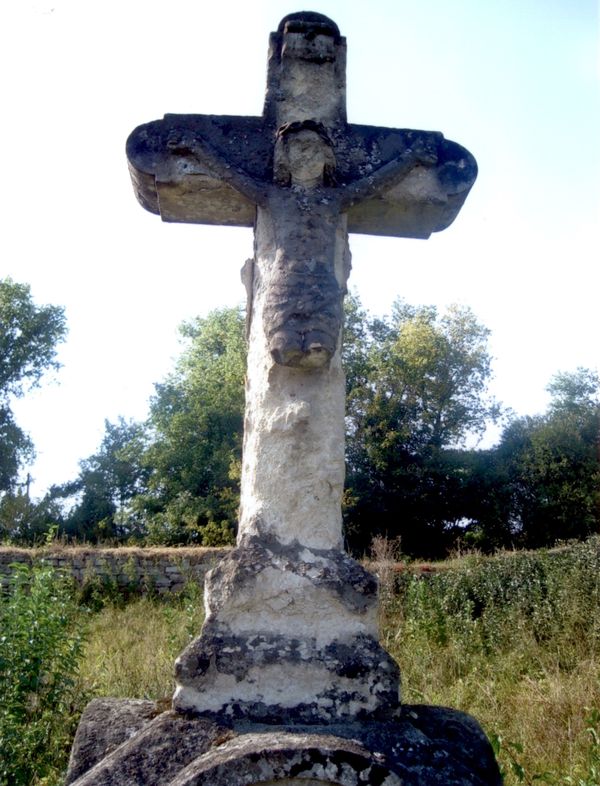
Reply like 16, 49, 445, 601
0, 546, 229, 595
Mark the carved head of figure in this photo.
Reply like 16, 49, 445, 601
274, 120, 336, 188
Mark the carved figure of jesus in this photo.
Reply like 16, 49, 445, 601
186, 119, 438, 369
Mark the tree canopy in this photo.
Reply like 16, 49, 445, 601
7, 295, 598, 557
0, 279, 66, 496
484, 368, 600, 549
50, 418, 150, 543
139, 307, 246, 545
49, 307, 246, 546
343, 295, 501, 555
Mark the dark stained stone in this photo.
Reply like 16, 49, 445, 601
67, 701, 501, 786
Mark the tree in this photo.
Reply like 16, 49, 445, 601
0, 491, 63, 545
53, 417, 150, 542
45, 307, 246, 546
486, 368, 600, 548
58, 298, 499, 553
0, 279, 66, 494
0, 408, 33, 494
343, 296, 500, 557
137, 307, 246, 545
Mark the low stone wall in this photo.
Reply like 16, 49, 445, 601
0, 546, 230, 595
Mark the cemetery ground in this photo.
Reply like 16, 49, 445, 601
1, 538, 599, 786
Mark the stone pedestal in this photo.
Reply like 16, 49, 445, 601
67, 699, 501, 786
173, 535, 400, 722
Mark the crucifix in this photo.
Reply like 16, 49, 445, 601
65, 12, 502, 786
127, 11, 476, 724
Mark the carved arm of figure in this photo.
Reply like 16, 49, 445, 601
339, 134, 441, 210
167, 132, 269, 207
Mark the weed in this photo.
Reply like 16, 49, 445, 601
384, 538, 600, 785
76, 579, 204, 701
0, 564, 87, 786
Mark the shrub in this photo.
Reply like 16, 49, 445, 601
0, 564, 87, 786
385, 537, 600, 784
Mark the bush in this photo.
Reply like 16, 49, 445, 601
394, 538, 600, 660
0, 564, 87, 786
385, 537, 600, 783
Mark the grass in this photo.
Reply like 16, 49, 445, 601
73, 538, 600, 785
72, 539, 600, 784
377, 537, 600, 784
4, 538, 598, 785
76, 584, 204, 701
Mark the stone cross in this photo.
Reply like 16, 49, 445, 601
64, 13, 500, 786
126, 11, 476, 725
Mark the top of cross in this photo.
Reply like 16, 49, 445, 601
277, 11, 341, 38
126, 11, 476, 240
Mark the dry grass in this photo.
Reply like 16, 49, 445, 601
77, 589, 204, 701
0, 544, 229, 559
382, 537, 600, 784
73, 539, 600, 785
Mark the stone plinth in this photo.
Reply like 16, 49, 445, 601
66, 699, 501, 786
174, 535, 399, 722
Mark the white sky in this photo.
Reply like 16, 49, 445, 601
2, 0, 599, 498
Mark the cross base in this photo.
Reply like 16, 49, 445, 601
66, 698, 501, 785
173, 537, 400, 723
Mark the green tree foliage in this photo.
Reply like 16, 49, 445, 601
0, 491, 63, 545
0, 411, 32, 496
486, 368, 600, 548
52, 418, 150, 542
47, 308, 246, 546
25, 295, 597, 556
136, 307, 246, 545
343, 295, 500, 556
0, 279, 66, 495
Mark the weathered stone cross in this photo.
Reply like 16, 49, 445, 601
127, 11, 476, 725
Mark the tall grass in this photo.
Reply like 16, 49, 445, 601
73, 538, 600, 784
379, 537, 600, 784
77, 583, 204, 700
3, 540, 597, 785
74, 539, 599, 784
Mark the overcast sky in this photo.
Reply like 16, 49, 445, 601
3, 0, 599, 497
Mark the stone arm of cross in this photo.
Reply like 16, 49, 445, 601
182, 136, 269, 208
340, 135, 441, 210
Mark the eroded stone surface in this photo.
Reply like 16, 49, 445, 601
66, 698, 158, 783
168, 732, 403, 786
67, 706, 231, 786
173, 535, 400, 722
238, 204, 349, 548
126, 9, 476, 240
264, 13, 347, 129
67, 700, 501, 786
127, 120, 476, 240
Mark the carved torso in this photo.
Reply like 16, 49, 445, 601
263, 185, 345, 366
